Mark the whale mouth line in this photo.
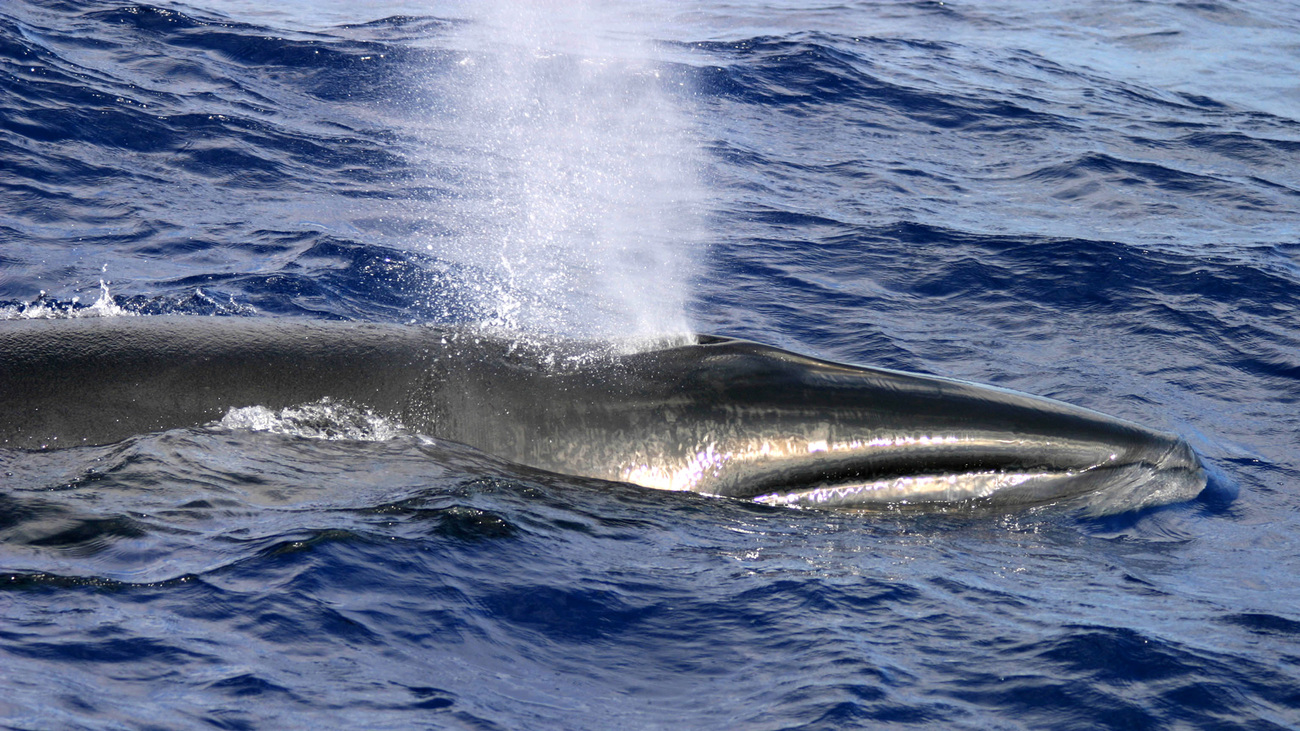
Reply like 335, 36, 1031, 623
751, 450, 1207, 512
751, 468, 1079, 509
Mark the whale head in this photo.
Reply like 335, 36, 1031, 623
527, 335, 1207, 514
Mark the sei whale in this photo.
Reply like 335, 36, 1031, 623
0, 316, 1205, 513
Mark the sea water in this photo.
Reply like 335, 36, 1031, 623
2, 1, 1299, 728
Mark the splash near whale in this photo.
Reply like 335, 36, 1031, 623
0, 317, 1205, 514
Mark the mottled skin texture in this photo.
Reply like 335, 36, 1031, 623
0, 317, 1205, 512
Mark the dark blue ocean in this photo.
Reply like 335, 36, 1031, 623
3, 0, 1299, 728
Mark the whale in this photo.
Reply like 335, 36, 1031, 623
0, 316, 1205, 513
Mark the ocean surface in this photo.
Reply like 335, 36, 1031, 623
3, 0, 1299, 728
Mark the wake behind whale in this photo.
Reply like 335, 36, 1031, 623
0, 316, 1205, 514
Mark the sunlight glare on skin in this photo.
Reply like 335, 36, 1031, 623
621, 433, 972, 493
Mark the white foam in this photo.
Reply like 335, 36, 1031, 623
217, 399, 410, 443
0, 280, 134, 320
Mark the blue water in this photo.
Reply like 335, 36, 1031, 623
3, 1, 1300, 728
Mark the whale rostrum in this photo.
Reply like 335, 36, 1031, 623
0, 316, 1205, 513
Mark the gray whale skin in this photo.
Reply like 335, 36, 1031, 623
0, 317, 1205, 513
